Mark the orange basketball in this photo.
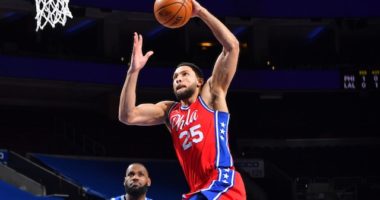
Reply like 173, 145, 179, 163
154, 0, 193, 29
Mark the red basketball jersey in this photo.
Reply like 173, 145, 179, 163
167, 96, 234, 193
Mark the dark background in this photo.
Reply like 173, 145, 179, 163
0, 0, 379, 199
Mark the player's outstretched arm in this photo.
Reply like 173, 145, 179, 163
193, 0, 239, 111
118, 32, 171, 126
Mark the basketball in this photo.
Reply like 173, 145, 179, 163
154, 0, 192, 29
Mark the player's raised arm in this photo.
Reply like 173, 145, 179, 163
192, 0, 240, 110
118, 32, 172, 126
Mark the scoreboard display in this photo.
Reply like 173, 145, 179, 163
342, 69, 380, 90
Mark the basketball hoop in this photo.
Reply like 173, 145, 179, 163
34, 0, 73, 31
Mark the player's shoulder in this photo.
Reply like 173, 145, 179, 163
157, 100, 175, 106
157, 100, 176, 111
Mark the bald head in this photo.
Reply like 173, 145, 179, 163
126, 163, 149, 177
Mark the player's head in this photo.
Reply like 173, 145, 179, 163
124, 163, 151, 197
173, 62, 204, 100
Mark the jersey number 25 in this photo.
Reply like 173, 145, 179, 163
179, 124, 204, 150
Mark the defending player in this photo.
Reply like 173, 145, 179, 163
110, 163, 153, 200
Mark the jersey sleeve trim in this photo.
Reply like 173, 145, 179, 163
198, 96, 214, 113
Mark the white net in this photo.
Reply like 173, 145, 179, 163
35, 0, 73, 31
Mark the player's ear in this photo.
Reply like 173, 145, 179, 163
123, 177, 127, 186
197, 78, 204, 87
147, 177, 151, 187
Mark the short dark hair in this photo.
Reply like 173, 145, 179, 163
176, 62, 204, 79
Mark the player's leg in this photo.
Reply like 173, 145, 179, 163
184, 170, 246, 200
218, 171, 246, 200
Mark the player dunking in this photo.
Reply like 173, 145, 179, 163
118, 0, 246, 199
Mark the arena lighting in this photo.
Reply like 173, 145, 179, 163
199, 42, 213, 47
0, 12, 26, 22
307, 25, 325, 41
1, 12, 17, 19
233, 26, 247, 36
199, 42, 213, 50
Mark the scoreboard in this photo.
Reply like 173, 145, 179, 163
343, 69, 380, 90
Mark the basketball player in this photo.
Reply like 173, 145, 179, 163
110, 163, 152, 200
118, 0, 246, 199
